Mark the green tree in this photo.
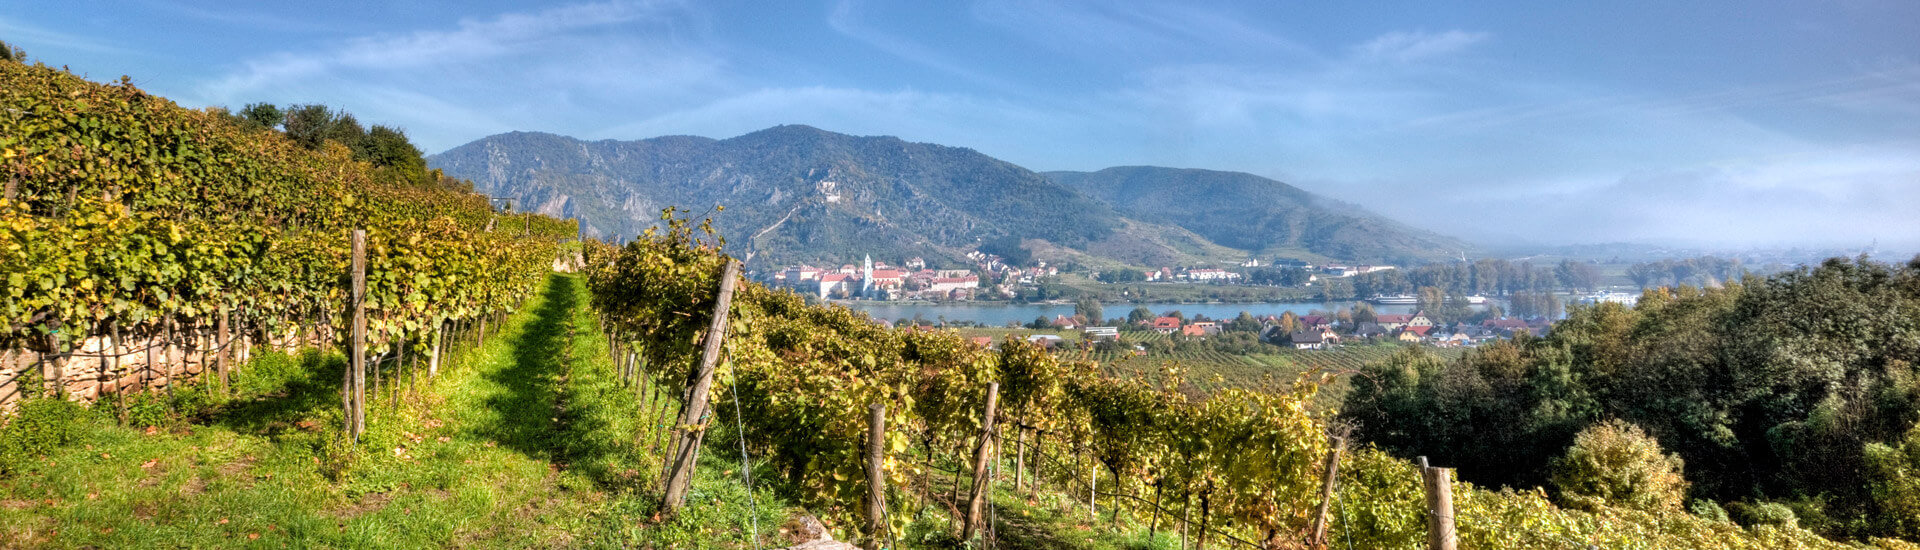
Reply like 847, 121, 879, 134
1550, 419, 1689, 512
281, 104, 338, 149
1, 40, 26, 63
1349, 302, 1376, 324
1625, 262, 1663, 289
1229, 311, 1261, 332
239, 102, 283, 129
1555, 260, 1601, 292
1126, 306, 1153, 324
1317, 277, 1354, 301
1074, 296, 1103, 326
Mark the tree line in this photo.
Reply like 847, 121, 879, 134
1342, 255, 1920, 541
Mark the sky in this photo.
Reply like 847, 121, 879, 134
9, 1, 1920, 251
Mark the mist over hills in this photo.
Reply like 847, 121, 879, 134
428, 125, 1468, 268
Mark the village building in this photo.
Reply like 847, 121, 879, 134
1152, 317, 1183, 334
1026, 334, 1065, 350
1290, 330, 1334, 350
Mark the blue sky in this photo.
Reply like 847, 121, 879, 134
9, 1, 1920, 250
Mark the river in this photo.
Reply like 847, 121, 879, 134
841, 300, 1428, 326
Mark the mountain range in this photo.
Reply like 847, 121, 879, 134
426, 125, 1470, 270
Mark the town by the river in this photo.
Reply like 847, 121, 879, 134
840, 300, 1429, 327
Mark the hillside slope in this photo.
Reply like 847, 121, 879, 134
429, 125, 1127, 267
431, 127, 1470, 267
1046, 166, 1472, 264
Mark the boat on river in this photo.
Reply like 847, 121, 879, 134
1370, 295, 1418, 305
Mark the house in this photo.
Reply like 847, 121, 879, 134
929, 276, 979, 293
1152, 317, 1183, 334
1290, 331, 1329, 350
1408, 312, 1433, 328
1404, 325, 1433, 338
1396, 329, 1423, 343
1352, 322, 1388, 339
1317, 327, 1341, 345
1435, 333, 1473, 348
1298, 315, 1332, 331
1186, 268, 1240, 282
1026, 334, 1065, 350
1083, 327, 1119, 340
1482, 318, 1529, 331
1183, 321, 1219, 336
818, 273, 855, 299
1053, 315, 1079, 330
1375, 314, 1414, 331
868, 269, 907, 290
969, 336, 994, 349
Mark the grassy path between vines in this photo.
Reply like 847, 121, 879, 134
0, 274, 783, 548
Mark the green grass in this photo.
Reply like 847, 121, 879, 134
0, 275, 788, 549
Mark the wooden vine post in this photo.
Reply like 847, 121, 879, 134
660, 259, 741, 513
428, 320, 443, 378
1418, 456, 1456, 550
45, 330, 66, 399
1307, 434, 1348, 550
346, 229, 368, 442
217, 305, 231, 394
962, 382, 1001, 542
865, 403, 889, 548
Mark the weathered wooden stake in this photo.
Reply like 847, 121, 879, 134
1014, 427, 1026, 491
962, 382, 1000, 541
217, 305, 231, 394
1307, 435, 1347, 550
1419, 456, 1456, 550
865, 403, 889, 548
429, 321, 443, 378
1091, 457, 1099, 520
661, 260, 741, 513
45, 331, 66, 399
348, 229, 367, 442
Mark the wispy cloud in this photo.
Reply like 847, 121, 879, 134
968, 0, 1321, 65
826, 0, 1020, 92
1353, 30, 1489, 63
199, 1, 696, 102
0, 17, 137, 55
187, 0, 726, 151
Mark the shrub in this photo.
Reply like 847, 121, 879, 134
1864, 425, 1920, 538
1690, 499, 1731, 523
0, 397, 90, 475
1728, 501, 1799, 530
1550, 419, 1689, 512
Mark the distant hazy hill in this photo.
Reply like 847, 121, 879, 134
429, 126, 1466, 268
1044, 167, 1471, 264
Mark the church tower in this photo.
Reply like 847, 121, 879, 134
862, 254, 873, 296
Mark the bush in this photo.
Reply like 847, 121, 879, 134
1865, 426, 1920, 538
1728, 501, 1799, 530
0, 397, 90, 475
1550, 419, 1689, 512
1690, 499, 1731, 523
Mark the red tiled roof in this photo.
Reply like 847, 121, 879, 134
1152, 317, 1182, 329
1376, 314, 1414, 323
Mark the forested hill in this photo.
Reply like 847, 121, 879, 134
1045, 166, 1471, 264
430, 125, 1468, 268
429, 125, 1124, 268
